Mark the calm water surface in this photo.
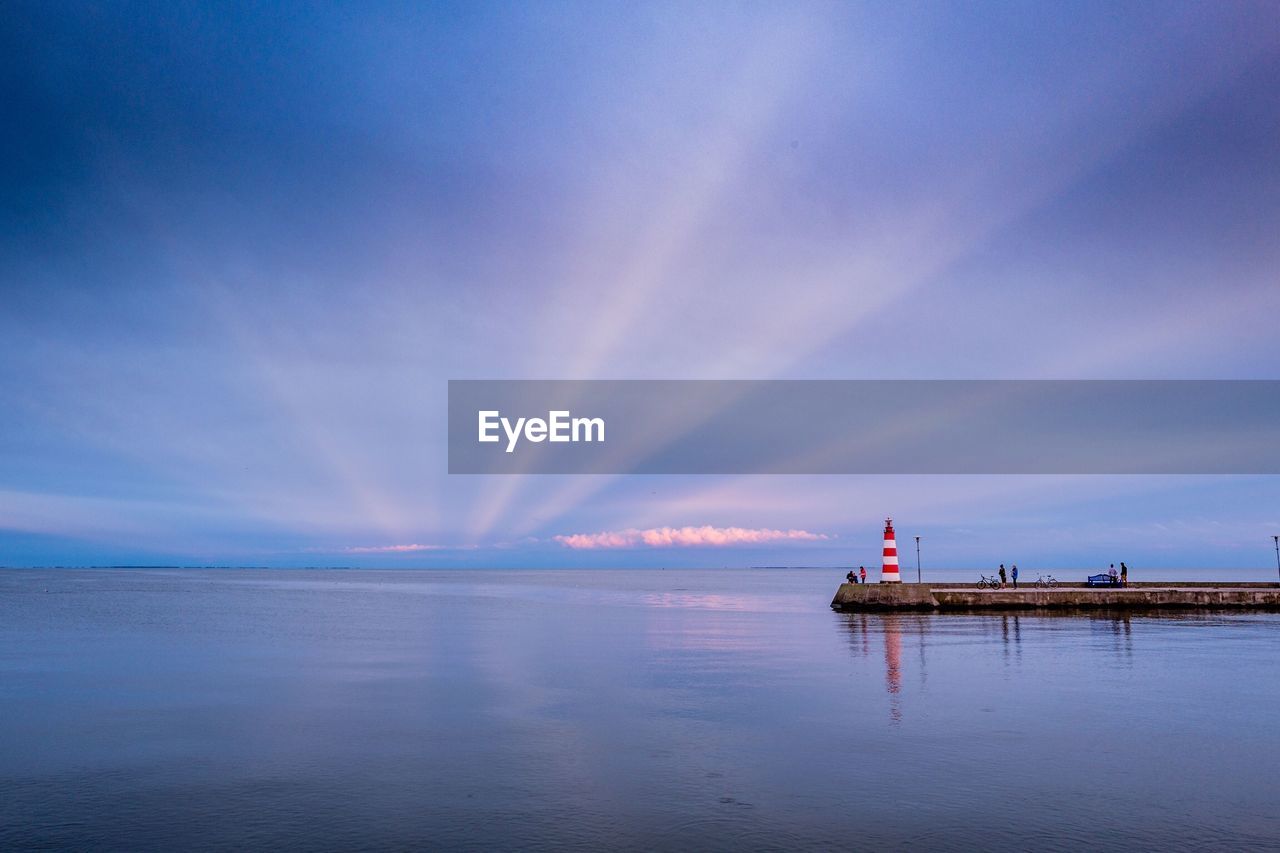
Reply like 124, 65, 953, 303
1, 568, 1276, 850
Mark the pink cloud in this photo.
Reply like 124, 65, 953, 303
554, 525, 830, 550
343, 543, 444, 553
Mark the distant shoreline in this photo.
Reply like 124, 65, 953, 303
2, 564, 1277, 581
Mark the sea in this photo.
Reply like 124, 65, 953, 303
1, 567, 1277, 851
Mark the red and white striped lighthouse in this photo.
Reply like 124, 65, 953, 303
881, 517, 901, 583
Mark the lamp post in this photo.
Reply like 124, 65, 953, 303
915, 535, 922, 584
1274, 535, 1279, 584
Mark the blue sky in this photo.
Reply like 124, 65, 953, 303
2, 1, 1279, 568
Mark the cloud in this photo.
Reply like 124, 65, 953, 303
342, 543, 445, 553
553, 525, 830, 550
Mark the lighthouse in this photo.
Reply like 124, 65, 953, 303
881, 517, 901, 583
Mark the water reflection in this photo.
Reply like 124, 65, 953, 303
1096, 612, 1134, 664
642, 592, 755, 611
838, 610, 1161, 725
838, 614, 930, 724
1000, 614, 1022, 667
2, 570, 1277, 850
883, 616, 902, 723
828, 612, 1171, 723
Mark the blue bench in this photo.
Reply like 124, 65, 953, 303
1087, 573, 1119, 587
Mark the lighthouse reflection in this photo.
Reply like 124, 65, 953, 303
883, 616, 903, 723
837, 610, 1151, 727
840, 613, 930, 724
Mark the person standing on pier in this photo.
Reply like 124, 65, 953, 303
1011, 565, 1019, 589
860, 566, 867, 584
998, 564, 1007, 588
1120, 562, 1128, 587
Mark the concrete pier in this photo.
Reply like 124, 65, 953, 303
831, 581, 1280, 612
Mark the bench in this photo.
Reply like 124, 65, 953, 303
1087, 573, 1119, 587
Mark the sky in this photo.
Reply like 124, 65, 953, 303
2, 1, 1279, 569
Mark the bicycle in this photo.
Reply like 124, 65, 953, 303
1036, 574, 1058, 589
977, 574, 1001, 590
